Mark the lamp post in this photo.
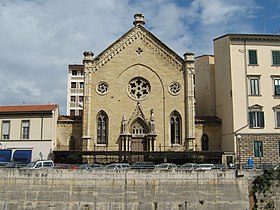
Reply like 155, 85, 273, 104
236, 135, 242, 169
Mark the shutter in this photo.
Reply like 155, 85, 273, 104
260, 112, 264, 128
277, 112, 280, 127
249, 112, 254, 127
275, 85, 280, 95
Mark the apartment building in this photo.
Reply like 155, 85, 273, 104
66, 64, 84, 116
196, 34, 280, 164
0, 104, 59, 162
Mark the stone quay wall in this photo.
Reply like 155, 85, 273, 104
0, 169, 261, 210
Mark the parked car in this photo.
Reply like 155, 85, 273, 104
105, 163, 130, 170
180, 163, 199, 171
131, 161, 155, 169
0, 162, 9, 167
23, 160, 54, 169
154, 163, 177, 170
78, 163, 104, 170
195, 163, 214, 171
53, 164, 77, 169
5, 162, 29, 168
213, 164, 227, 170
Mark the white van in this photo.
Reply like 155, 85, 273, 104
24, 160, 54, 169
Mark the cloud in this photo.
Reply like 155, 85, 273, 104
0, 0, 269, 114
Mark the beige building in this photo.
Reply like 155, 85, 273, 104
0, 104, 59, 161
66, 64, 84, 116
80, 14, 196, 154
196, 34, 280, 164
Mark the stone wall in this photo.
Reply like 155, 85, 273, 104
0, 169, 261, 210
239, 134, 280, 165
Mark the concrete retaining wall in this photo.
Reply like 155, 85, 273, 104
0, 169, 260, 210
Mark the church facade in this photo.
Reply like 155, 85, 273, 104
81, 14, 196, 153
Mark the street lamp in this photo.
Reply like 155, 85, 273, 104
236, 135, 242, 169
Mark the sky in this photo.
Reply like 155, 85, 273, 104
0, 0, 279, 114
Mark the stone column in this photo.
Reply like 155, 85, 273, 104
184, 52, 195, 150
82, 51, 94, 151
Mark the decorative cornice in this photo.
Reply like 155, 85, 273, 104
93, 27, 183, 71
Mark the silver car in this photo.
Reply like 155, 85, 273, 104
105, 163, 130, 170
154, 163, 177, 170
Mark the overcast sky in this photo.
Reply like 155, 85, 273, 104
0, 0, 279, 114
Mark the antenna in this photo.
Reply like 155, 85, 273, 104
263, 8, 266, 33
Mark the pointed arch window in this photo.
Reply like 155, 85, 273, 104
97, 111, 108, 144
170, 111, 181, 144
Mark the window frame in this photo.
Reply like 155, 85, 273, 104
2, 121, 10, 140
21, 120, 30, 140
254, 141, 263, 157
273, 78, 280, 96
72, 70, 77, 76
170, 111, 181, 145
71, 82, 76, 88
276, 110, 280, 128
272, 50, 280, 66
278, 141, 280, 157
97, 111, 108, 145
248, 49, 258, 65
249, 105, 264, 128
248, 76, 260, 96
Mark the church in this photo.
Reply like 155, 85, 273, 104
57, 14, 222, 163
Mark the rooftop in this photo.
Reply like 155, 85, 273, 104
0, 104, 58, 113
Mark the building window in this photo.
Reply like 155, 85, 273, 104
22, 120, 30, 139
97, 111, 108, 144
249, 105, 264, 128
254, 141, 263, 157
132, 122, 145, 135
78, 110, 83, 116
249, 77, 260, 95
70, 110, 75, 116
2, 121, 10, 139
79, 82, 84, 89
170, 111, 181, 144
72, 70, 77, 76
272, 51, 280, 65
71, 82, 76, 88
127, 77, 151, 100
276, 110, 280, 128
274, 79, 280, 96
70, 96, 76, 102
278, 141, 280, 157
249, 111, 264, 128
248, 50, 258, 65
79, 96, 83, 103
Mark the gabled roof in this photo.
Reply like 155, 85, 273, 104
0, 104, 58, 114
92, 25, 184, 71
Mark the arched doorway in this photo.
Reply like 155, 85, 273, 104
130, 118, 148, 162
201, 134, 209, 151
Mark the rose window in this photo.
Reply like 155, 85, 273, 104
128, 77, 150, 100
96, 82, 109, 95
168, 82, 181, 95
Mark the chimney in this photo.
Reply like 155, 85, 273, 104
133, 13, 145, 26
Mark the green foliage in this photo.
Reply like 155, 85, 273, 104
265, 201, 275, 209
252, 169, 280, 210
